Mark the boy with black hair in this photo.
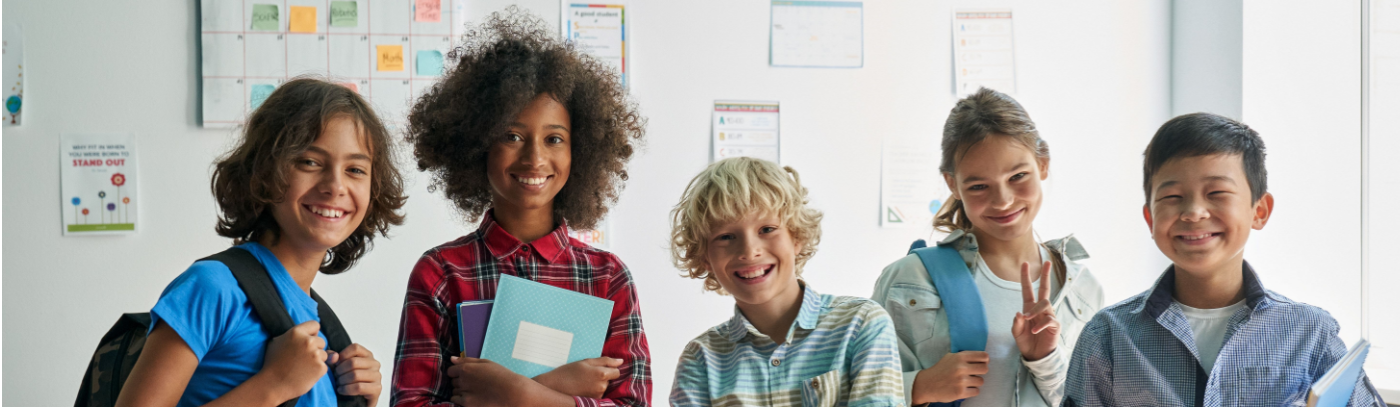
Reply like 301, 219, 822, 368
1062, 113, 1384, 406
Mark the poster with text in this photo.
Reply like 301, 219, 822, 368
4, 21, 24, 125
712, 101, 780, 163
568, 218, 611, 250
563, 3, 626, 87
952, 10, 1016, 97
770, 1, 863, 68
62, 133, 139, 235
880, 136, 944, 228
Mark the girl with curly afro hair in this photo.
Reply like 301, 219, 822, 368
390, 7, 651, 407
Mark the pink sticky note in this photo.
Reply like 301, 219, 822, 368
339, 82, 359, 92
415, 0, 441, 22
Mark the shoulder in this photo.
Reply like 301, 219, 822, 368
681, 324, 732, 359
409, 234, 484, 278
827, 295, 887, 317
875, 254, 935, 290
1257, 290, 1340, 331
160, 259, 242, 299
1082, 289, 1151, 335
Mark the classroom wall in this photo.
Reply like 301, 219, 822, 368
1171, 0, 1243, 119
39, 0, 1400, 404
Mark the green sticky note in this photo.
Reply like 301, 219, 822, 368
251, 84, 275, 110
330, 1, 358, 27
251, 4, 279, 31
416, 50, 444, 76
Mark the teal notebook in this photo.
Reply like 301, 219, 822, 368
480, 274, 615, 378
1307, 338, 1370, 407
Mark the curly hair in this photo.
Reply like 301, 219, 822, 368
405, 7, 645, 230
211, 77, 407, 274
669, 158, 824, 294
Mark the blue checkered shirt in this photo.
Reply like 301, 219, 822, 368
1063, 262, 1384, 407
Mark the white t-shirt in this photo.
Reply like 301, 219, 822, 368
1177, 299, 1246, 373
962, 246, 1059, 407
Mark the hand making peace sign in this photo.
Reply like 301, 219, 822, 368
1012, 261, 1060, 361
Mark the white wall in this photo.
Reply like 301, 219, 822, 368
3, 0, 1175, 405
1241, 0, 1364, 350
1172, 0, 1243, 119
1367, 0, 1400, 398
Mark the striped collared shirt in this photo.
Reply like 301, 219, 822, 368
1063, 262, 1385, 407
670, 283, 905, 407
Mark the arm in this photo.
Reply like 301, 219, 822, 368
388, 257, 460, 407
116, 322, 319, 407
845, 304, 907, 407
1022, 344, 1067, 405
869, 261, 923, 405
669, 343, 712, 407
1061, 317, 1113, 407
578, 261, 652, 407
1312, 317, 1384, 407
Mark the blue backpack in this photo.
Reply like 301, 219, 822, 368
908, 239, 986, 407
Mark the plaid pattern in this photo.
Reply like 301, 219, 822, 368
390, 212, 652, 407
1063, 262, 1385, 407
670, 284, 905, 407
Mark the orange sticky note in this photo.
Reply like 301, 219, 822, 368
377, 45, 404, 71
415, 0, 441, 22
290, 6, 317, 33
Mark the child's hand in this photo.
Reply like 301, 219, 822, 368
912, 351, 989, 403
1013, 261, 1061, 361
447, 356, 528, 406
326, 343, 382, 406
260, 321, 329, 402
533, 357, 622, 399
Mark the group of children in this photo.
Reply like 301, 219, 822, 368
111, 9, 1384, 407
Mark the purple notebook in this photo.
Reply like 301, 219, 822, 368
457, 300, 494, 358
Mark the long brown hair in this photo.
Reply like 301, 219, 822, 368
933, 87, 1066, 282
211, 77, 407, 274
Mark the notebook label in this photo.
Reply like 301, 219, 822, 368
512, 321, 574, 368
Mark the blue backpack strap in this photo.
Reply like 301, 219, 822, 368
908, 241, 987, 354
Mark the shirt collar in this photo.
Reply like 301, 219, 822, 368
1140, 260, 1269, 319
476, 209, 571, 264
723, 282, 824, 343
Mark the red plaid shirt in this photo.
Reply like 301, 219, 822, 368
390, 213, 652, 407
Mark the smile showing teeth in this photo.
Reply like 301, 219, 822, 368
309, 206, 345, 218
1180, 233, 1214, 241
736, 265, 773, 279
514, 175, 548, 185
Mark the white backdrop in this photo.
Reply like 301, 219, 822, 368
2, 0, 1382, 404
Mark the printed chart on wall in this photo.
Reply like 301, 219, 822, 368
4, 21, 23, 126
562, 3, 626, 87
199, 0, 465, 128
770, 1, 862, 68
880, 136, 944, 228
952, 10, 1016, 97
61, 134, 139, 236
712, 101, 780, 163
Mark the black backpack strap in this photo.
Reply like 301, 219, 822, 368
202, 248, 301, 407
310, 289, 369, 407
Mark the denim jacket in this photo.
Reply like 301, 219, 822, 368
871, 230, 1105, 407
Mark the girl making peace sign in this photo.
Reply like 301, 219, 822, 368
871, 88, 1105, 407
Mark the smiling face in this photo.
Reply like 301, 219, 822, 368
704, 213, 803, 310
1144, 154, 1272, 277
944, 135, 1048, 242
487, 93, 572, 215
268, 115, 373, 254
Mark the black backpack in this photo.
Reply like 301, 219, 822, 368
75, 248, 369, 407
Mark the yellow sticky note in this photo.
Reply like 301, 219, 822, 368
377, 45, 404, 71
290, 6, 317, 33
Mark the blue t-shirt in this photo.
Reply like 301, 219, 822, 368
150, 242, 335, 407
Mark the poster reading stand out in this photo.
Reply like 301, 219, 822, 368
61, 133, 139, 236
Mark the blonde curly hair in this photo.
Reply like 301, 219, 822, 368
669, 157, 823, 294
